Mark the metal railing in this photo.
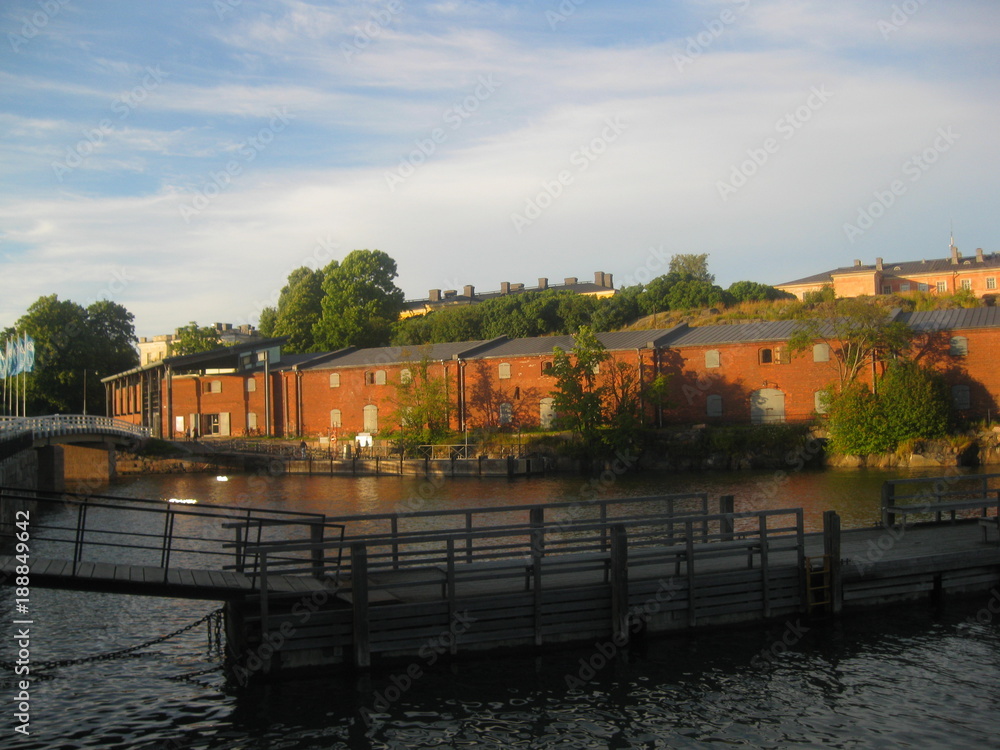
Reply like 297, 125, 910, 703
881, 473, 1000, 527
0, 414, 151, 443
0, 486, 342, 588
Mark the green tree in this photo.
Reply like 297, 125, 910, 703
727, 280, 793, 303
6, 295, 138, 414
788, 297, 912, 388
668, 253, 714, 284
666, 278, 731, 310
258, 306, 278, 337
271, 267, 324, 353
387, 356, 451, 454
592, 284, 643, 331
550, 326, 610, 454
312, 250, 405, 350
170, 322, 221, 356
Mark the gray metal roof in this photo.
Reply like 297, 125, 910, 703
901, 307, 1000, 332
471, 328, 682, 359
778, 253, 1000, 287
301, 340, 498, 369
665, 321, 805, 347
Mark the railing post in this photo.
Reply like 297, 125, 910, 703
720, 495, 735, 541
259, 551, 270, 645
73, 503, 88, 576
759, 513, 771, 618
310, 522, 325, 578
530, 506, 544, 557
531, 524, 543, 647
881, 482, 893, 528
446, 538, 457, 653
610, 524, 629, 645
160, 508, 175, 570
823, 510, 842, 614
599, 502, 608, 552
465, 512, 473, 564
685, 519, 696, 627
391, 515, 400, 570
351, 543, 371, 668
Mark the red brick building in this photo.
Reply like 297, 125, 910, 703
104, 309, 1000, 439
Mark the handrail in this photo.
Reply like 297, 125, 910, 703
880, 473, 1000, 527
0, 414, 151, 441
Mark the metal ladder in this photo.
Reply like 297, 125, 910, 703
805, 555, 832, 614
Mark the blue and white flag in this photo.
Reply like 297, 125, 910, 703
22, 335, 34, 373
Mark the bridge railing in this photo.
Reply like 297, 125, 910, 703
0, 486, 342, 586
0, 415, 152, 443
881, 473, 1000, 527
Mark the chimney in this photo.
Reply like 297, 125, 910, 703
876, 257, 883, 271
511, 283, 524, 292
854, 259, 862, 268
564, 277, 578, 286
538, 277, 548, 290
604, 272, 614, 289
595, 271, 604, 285
977, 248, 985, 263
444, 290, 457, 298
463, 284, 475, 298
500, 282, 511, 294
429, 289, 441, 302
951, 244, 960, 265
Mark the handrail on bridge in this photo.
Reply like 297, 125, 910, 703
0, 414, 152, 442
0, 486, 339, 587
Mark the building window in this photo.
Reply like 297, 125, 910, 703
706, 394, 722, 417
882, 285, 892, 294
329, 373, 340, 388
988, 277, 997, 291
591, 362, 600, 375
498, 362, 511, 379
936, 281, 947, 293
812, 343, 830, 363
952, 385, 971, 410
961, 279, 972, 291
248, 412, 258, 431
365, 370, 387, 385
499, 402, 513, 425
949, 336, 968, 356
246, 378, 256, 393
918, 283, 929, 292
759, 348, 773, 365
542, 361, 553, 374
514, 386, 521, 400
539, 397, 555, 429
363, 404, 378, 432
400, 368, 412, 385
814, 391, 829, 415
330, 409, 342, 428
705, 350, 721, 369
203, 380, 222, 394
900, 283, 910, 292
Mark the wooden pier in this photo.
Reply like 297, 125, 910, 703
2, 475, 1000, 679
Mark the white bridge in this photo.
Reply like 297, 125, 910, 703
0, 415, 151, 446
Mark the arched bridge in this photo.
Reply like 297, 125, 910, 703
0, 415, 151, 449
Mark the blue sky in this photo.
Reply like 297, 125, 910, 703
2, 0, 999, 339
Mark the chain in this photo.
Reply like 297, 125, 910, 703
0, 608, 224, 672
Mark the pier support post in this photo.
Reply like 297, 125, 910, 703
720, 495, 735, 541
351, 543, 371, 669
610, 524, 629, 644
310, 522, 325, 578
823, 510, 843, 614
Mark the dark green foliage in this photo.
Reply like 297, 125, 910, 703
386, 356, 452, 454
6, 295, 138, 415
270, 267, 324, 353
312, 250, 405, 350
668, 253, 714, 284
727, 281, 793, 303
824, 361, 949, 455
170, 321, 221, 355
666, 278, 732, 310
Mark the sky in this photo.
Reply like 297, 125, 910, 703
2, 0, 999, 340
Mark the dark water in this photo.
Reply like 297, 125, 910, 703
3, 468, 1000, 748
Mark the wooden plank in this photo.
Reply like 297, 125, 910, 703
76, 561, 96, 579
90, 562, 115, 580
114, 564, 133, 582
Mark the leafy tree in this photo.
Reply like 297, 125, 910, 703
386, 355, 451, 454
271, 267, 324, 353
802, 285, 835, 307
258, 306, 278, 337
550, 326, 610, 454
669, 253, 714, 284
788, 297, 912, 388
170, 322, 221, 356
312, 250, 405, 350
5, 295, 138, 414
592, 284, 643, 331
666, 278, 731, 310
728, 281, 793, 303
